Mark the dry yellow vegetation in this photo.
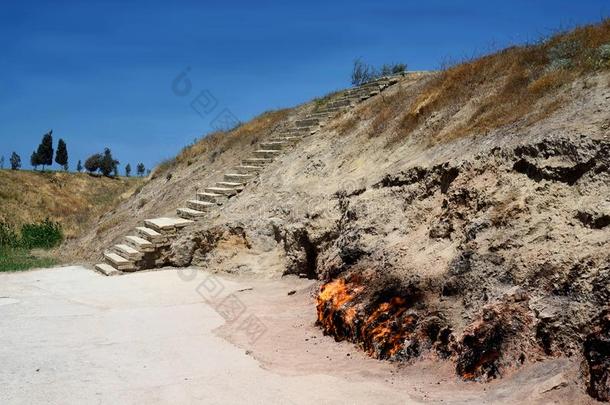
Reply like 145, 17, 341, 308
0, 170, 142, 239
345, 19, 610, 146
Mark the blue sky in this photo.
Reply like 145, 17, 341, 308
0, 1, 608, 172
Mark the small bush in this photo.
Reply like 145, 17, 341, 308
351, 59, 408, 86
599, 44, 610, 60
19, 219, 63, 249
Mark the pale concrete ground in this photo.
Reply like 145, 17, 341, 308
0, 266, 594, 405
0, 266, 411, 405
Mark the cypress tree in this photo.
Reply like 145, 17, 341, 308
36, 130, 53, 170
55, 138, 68, 171
136, 163, 145, 177
99, 148, 118, 177
76, 160, 83, 172
30, 151, 40, 170
10, 152, 21, 170
125, 163, 131, 177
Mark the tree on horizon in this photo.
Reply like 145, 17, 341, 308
55, 139, 68, 171
125, 163, 131, 177
76, 160, 83, 172
84, 153, 102, 174
30, 151, 40, 170
0, 155, 5, 169
136, 162, 145, 177
10, 152, 21, 170
100, 148, 118, 177
36, 130, 54, 170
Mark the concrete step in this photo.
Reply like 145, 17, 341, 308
243, 157, 273, 166
187, 199, 216, 211
111, 244, 143, 261
316, 106, 343, 113
224, 173, 256, 182
329, 99, 352, 107
197, 191, 226, 203
295, 118, 319, 128
307, 112, 330, 119
124, 235, 155, 252
94, 263, 121, 276
259, 141, 291, 150
268, 137, 301, 145
216, 181, 245, 190
233, 165, 263, 174
144, 217, 194, 234
177, 207, 206, 219
135, 226, 168, 245
205, 186, 238, 196
104, 251, 136, 271
254, 149, 282, 158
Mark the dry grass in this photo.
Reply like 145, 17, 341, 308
0, 170, 142, 238
154, 108, 291, 176
353, 19, 610, 146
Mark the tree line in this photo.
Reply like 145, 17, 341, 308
2, 130, 147, 177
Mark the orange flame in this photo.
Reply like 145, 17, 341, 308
317, 276, 417, 360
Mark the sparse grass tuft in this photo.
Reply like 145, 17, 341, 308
0, 247, 57, 272
349, 19, 610, 147
154, 108, 291, 175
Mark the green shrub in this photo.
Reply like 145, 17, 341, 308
19, 219, 63, 249
0, 222, 19, 248
546, 39, 580, 72
599, 44, 610, 60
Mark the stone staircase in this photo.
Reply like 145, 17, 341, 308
94, 74, 404, 276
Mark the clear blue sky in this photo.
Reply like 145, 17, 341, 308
1, 0, 608, 172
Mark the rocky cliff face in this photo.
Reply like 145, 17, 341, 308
157, 70, 609, 398
69, 54, 609, 399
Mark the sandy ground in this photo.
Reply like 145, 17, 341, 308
0, 266, 595, 405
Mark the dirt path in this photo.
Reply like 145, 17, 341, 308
0, 266, 594, 404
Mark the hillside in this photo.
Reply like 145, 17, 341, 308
0, 170, 142, 239
65, 20, 609, 402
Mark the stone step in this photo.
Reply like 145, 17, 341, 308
316, 106, 343, 113
187, 199, 216, 211
111, 244, 143, 261
233, 165, 263, 174
94, 263, 121, 276
197, 191, 226, 203
144, 217, 194, 234
295, 118, 319, 128
216, 181, 245, 190
205, 186, 238, 196
285, 127, 309, 133
124, 235, 155, 252
104, 251, 136, 271
259, 141, 291, 150
177, 207, 206, 219
369, 90, 380, 96
242, 157, 273, 166
135, 226, 168, 245
268, 137, 301, 145
224, 173, 256, 182
254, 149, 282, 158
307, 112, 330, 119
329, 99, 352, 107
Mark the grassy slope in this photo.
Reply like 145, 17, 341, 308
336, 19, 610, 146
0, 170, 142, 239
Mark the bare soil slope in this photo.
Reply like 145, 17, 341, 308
67, 21, 610, 401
